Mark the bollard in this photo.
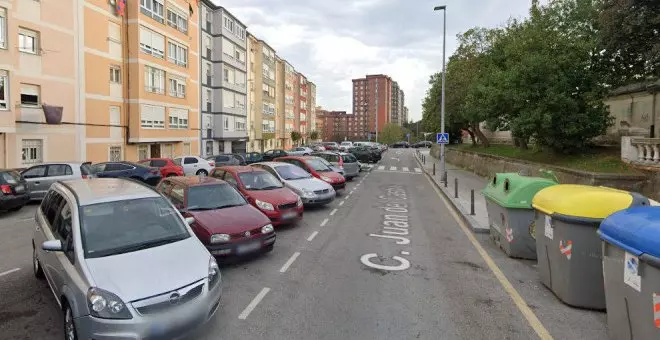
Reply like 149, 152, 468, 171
444, 174, 448, 187
423, 155, 426, 164
470, 189, 475, 215
433, 162, 436, 175
454, 177, 458, 198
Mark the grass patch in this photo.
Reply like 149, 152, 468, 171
451, 144, 638, 174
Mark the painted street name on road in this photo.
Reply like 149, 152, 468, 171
360, 185, 411, 271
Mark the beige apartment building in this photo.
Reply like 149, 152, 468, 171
0, 0, 82, 168
309, 81, 317, 136
247, 34, 276, 152
275, 57, 286, 148
283, 60, 296, 149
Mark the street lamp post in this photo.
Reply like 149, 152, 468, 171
434, 5, 447, 183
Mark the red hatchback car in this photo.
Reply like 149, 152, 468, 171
138, 158, 184, 178
211, 166, 303, 226
156, 176, 276, 257
275, 156, 346, 191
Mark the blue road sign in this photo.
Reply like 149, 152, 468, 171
436, 133, 449, 144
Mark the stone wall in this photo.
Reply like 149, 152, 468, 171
432, 145, 659, 200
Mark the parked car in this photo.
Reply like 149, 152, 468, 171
0, 169, 29, 211
339, 141, 353, 152
311, 155, 344, 176
322, 142, 339, 151
90, 161, 161, 186
413, 141, 433, 148
138, 158, 184, 178
391, 141, 410, 148
308, 144, 326, 152
206, 154, 242, 167
212, 166, 303, 226
174, 155, 215, 176
32, 178, 222, 339
157, 176, 275, 258
21, 162, 93, 200
251, 162, 336, 206
261, 149, 289, 161
239, 152, 263, 165
348, 146, 380, 163
274, 156, 346, 192
314, 152, 360, 180
287, 147, 314, 156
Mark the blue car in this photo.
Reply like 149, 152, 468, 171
90, 161, 162, 186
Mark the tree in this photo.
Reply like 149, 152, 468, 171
309, 130, 319, 141
379, 123, 404, 145
291, 131, 301, 146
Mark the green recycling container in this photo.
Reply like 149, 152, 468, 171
482, 173, 557, 259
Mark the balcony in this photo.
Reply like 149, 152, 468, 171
622, 137, 660, 167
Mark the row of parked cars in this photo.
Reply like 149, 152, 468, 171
17, 150, 369, 338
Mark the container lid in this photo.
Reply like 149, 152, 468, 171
599, 207, 660, 258
482, 173, 557, 209
532, 184, 648, 219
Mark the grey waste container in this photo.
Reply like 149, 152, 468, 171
482, 173, 556, 259
599, 206, 660, 339
532, 184, 649, 310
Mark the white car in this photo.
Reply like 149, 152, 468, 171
339, 141, 353, 151
173, 155, 215, 176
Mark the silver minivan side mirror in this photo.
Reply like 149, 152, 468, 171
42, 240, 63, 252
185, 217, 195, 225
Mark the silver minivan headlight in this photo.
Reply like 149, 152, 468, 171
87, 287, 132, 319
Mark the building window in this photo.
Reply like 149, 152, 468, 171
18, 28, 38, 54
0, 8, 6, 49
222, 37, 245, 64
168, 76, 185, 98
162, 143, 173, 158
144, 66, 165, 94
205, 141, 213, 155
140, 0, 164, 23
140, 104, 165, 128
167, 8, 188, 33
139, 27, 164, 58
224, 117, 229, 130
22, 139, 42, 165
109, 145, 122, 161
169, 108, 188, 129
206, 89, 212, 103
235, 118, 246, 131
223, 17, 233, 32
137, 145, 149, 161
109, 66, 121, 83
167, 41, 187, 67
0, 70, 7, 110
20, 84, 40, 107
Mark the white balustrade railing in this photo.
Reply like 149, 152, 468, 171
631, 138, 660, 165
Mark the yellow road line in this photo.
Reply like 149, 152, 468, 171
424, 172, 553, 340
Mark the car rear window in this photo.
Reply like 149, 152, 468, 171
151, 160, 167, 167
342, 154, 357, 163
0, 171, 21, 184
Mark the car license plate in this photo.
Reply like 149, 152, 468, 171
15, 185, 24, 193
237, 241, 261, 254
282, 211, 297, 219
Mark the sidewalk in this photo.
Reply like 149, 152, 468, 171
416, 149, 489, 233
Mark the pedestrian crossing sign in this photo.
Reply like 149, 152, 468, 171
436, 133, 449, 144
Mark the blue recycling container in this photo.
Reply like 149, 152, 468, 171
599, 207, 660, 340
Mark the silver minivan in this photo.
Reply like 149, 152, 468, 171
21, 162, 93, 200
32, 178, 222, 339
313, 152, 359, 180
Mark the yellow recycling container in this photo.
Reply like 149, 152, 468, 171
531, 184, 649, 309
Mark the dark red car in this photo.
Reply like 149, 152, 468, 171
274, 156, 346, 191
211, 166, 303, 226
138, 158, 184, 178
156, 176, 276, 257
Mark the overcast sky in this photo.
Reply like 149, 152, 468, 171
211, 0, 536, 122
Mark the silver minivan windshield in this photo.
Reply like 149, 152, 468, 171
80, 197, 190, 258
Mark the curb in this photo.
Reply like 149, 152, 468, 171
414, 151, 490, 234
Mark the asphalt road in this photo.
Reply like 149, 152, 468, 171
0, 149, 607, 340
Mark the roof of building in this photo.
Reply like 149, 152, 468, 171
200, 0, 248, 28
609, 79, 660, 96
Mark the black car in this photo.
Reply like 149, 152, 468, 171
261, 149, 289, 161
207, 154, 242, 166
391, 141, 410, 148
413, 141, 433, 148
0, 169, 29, 212
90, 161, 162, 186
348, 146, 380, 163
239, 152, 263, 164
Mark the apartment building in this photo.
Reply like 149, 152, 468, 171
403, 106, 409, 125
199, 0, 247, 156
309, 81, 317, 135
391, 81, 400, 126
0, 0, 82, 168
352, 74, 392, 140
317, 108, 349, 142
246, 34, 276, 152
282, 60, 296, 149
398, 89, 405, 125
275, 57, 286, 148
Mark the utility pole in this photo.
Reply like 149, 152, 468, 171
434, 5, 447, 182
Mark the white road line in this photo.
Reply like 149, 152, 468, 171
350, 190, 355, 194
401, 251, 410, 255
389, 166, 397, 171
339, 200, 345, 206
238, 287, 271, 320
330, 208, 338, 216
307, 231, 319, 242
377, 166, 385, 170
320, 218, 329, 227
279, 252, 301, 273
402, 167, 409, 172
0, 268, 20, 278
19, 217, 33, 222
414, 168, 422, 173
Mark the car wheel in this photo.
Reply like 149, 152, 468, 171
63, 303, 78, 340
196, 169, 208, 176
166, 173, 177, 177
303, 154, 309, 156
33, 245, 44, 279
